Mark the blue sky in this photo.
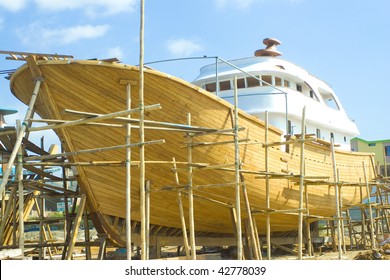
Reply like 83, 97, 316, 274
1, 0, 390, 146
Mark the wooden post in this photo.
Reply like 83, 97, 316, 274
359, 178, 367, 248
233, 77, 242, 260
0, 79, 42, 197
241, 182, 260, 260
329, 220, 337, 252
346, 209, 354, 250
330, 137, 343, 259
363, 161, 376, 249
177, 191, 190, 259
298, 106, 306, 260
66, 194, 86, 260
83, 208, 91, 260
252, 216, 262, 258
187, 113, 196, 260
38, 197, 44, 259
265, 111, 271, 260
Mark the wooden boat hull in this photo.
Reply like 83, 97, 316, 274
10, 60, 375, 245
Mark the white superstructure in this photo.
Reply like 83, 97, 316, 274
192, 38, 359, 150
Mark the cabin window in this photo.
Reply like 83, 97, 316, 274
284, 79, 291, 88
261, 75, 272, 86
219, 80, 231, 91
275, 77, 282, 86
330, 132, 334, 139
247, 76, 260, 87
344, 136, 347, 142
368, 143, 376, 147
237, 78, 246, 89
205, 82, 216, 92
385, 146, 390, 156
316, 128, 321, 139
296, 84, 302, 92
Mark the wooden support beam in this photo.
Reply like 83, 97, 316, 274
66, 194, 86, 260
177, 191, 190, 259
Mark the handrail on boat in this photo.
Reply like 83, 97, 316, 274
143, 55, 289, 135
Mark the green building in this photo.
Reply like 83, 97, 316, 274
351, 137, 390, 176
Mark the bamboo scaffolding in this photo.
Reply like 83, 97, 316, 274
363, 161, 376, 249
297, 106, 306, 260
139, 0, 146, 260
26, 105, 161, 133
330, 137, 343, 259
66, 194, 86, 260
177, 191, 190, 259
233, 77, 243, 260
124, 80, 133, 260
264, 111, 271, 260
0, 78, 42, 197
16, 122, 24, 256
25, 139, 164, 162
186, 113, 196, 260
63, 109, 219, 133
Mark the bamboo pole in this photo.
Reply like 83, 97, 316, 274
0, 187, 17, 245
346, 209, 354, 250
138, 0, 147, 261
26, 139, 164, 162
145, 180, 150, 259
337, 170, 346, 254
27, 104, 160, 133
298, 106, 306, 260
16, 120, 24, 255
330, 137, 343, 259
125, 81, 132, 260
304, 183, 312, 256
363, 161, 376, 249
384, 145, 388, 178
265, 111, 271, 260
64, 109, 217, 133
0, 79, 42, 197
359, 178, 367, 248
187, 113, 196, 260
233, 77, 242, 260
66, 194, 86, 260
177, 191, 190, 259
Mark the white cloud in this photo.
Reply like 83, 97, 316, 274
17, 23, 110, 47
0, 0, 27, 11
107, 47, 124, 60
165, 38, 203, 57
34, 0, 138, 16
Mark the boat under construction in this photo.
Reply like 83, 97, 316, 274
6, 44, 377, 250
